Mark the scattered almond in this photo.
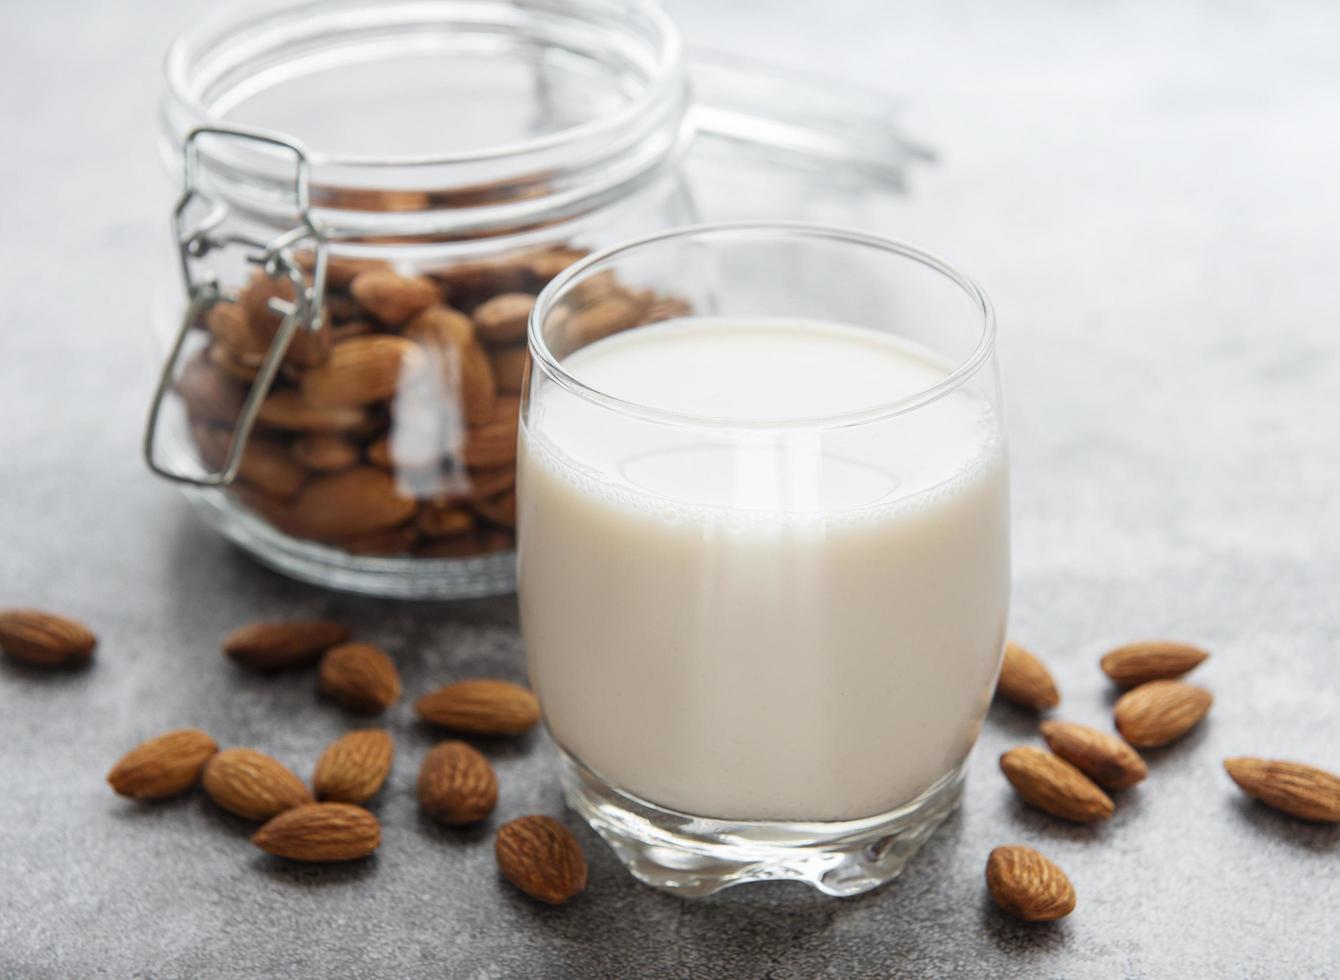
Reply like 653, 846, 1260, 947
495, 815, 587, 904
1224, 757, 1340, 823
349, 269, 440, 326
202, 748, 313, 820
313, 730, 394, 804
415, 679, 541, 736
318, 642, 401, 713
1100, 641, 1209, 688
0, 609, 97, 668
1040, 720, 1147, 790
1114, 680, 1212, 748
986, 845, 1076, 922
222, 619, 351, 670
995, 642, 1060, 710
252, 802, 380, 862
107, 729, 218, 800
417, 740, 498, 825
999, 746, 1114, 823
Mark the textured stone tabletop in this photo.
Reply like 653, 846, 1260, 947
2, 1, 1339, 977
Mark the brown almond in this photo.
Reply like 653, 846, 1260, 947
206, 300, 267, 358
257, 389, 368, 433
986, 845, 1076, 922
999, 746, 1114, 822
431, 254, 531, 297
0, 609, 97, 668
527, 246, 588, 285
472, 490, 517, 530
414, 679, 540, 736
300, 335, 427, 409
335, 525, 419, 557
1040, 720, 1147, 790
350, 269, 440, 326
417, 740, 498, 825
223, 619, 351, 670
1100, 641, 1209, 688
416, 504, 475, 539
318, 643, 402, 713
490, 345, 529, 394
405, 305, 497, 426
202, 748, 313, 820
1224, 757, 1340, 823
565, 290, 650, 349
291, 434, 359, 473
296, 250, 390, 291
995, 642, 1060, 710
463, 395, 519, 468
1114, 680, 1212, 748
252, 802, 380, 862
107, 728, 218, 800
293, 467, 418, 539
240, 268, 295, 335
643, 296, 693, 324
495, 815, 587, 904
473, 293, 534, 345
176, 353, 243, 425
467, 465, 516, 501
313, 730, 394, 804
194, 427, 306, 500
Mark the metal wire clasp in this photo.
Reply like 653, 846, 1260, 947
143, 125, 329, 487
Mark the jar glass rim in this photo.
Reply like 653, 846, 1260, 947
162, 0, 685, 168
527, 221, 998, 431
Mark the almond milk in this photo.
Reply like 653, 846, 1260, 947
518, 318, 1009, 822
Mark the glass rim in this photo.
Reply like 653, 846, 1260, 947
527, 220, 998, 431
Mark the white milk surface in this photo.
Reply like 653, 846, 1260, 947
518, 319, 1010, 822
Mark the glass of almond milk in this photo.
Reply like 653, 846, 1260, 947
518, 223, 1008, 896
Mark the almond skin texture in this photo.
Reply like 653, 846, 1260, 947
414, 679, 540, 736
318, 643, 401, 713
0, 609, 97, 668
107, 729, 218, 800
1100, 641, 1209, 688
1040, 720, 1148, 791
1000, 747, 1114, 822
418, 740, 498, 825
495, 816, 587, 904
986, 846, 1076, 922
995, 642, 1060, 710
222, 620, 351, 670
313, 730, 394, 804
202, 748, 314, 820
300, 335, 427, 409
350, 269, 440, 326
293, 467, 418, 540
1224, 757, 1340, 823
1114, 680, 1212, 748
252, 803, 380, 862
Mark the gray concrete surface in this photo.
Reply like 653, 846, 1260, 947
2, 0, 1339, 977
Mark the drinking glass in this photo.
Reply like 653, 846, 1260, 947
518, 222, 1008, 896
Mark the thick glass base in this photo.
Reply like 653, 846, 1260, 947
560, 751, 965, 898
183, 488, 516, 599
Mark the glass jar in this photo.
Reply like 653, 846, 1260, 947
144, 0, 928, 598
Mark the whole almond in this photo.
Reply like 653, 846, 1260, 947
252, 802, 380, 862
1040, 720, 1147, 790
418, 740, 498, 825
1100, 641, 1209, 687
202, 748, 313, 820
301, 335, 427, 410
414, 679, 540, 736
107, 728, 218, 800
995, 642, 1060, 710
490, 345, 529, 393
986, 845, 1076, 922
0, 609, 97, 668
350, 269, 440, 326
318, 643, 402, 713
206, 300, 267, 358
256, 389, 368, 433
194, 427, 306, 500
293, 467, 418, 539
495, 815, 587, 904
313, 730, 394, 804
463, 395, 520, 469
223, 619, 351, 670
472, 292, 534, 345
565, 290, 650, 349
405, 305, 497, 426
1114, 680, 1212, 748
999, 746, 1114, 822
291, 434, 359, 473
1224, 757, 1340, 823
